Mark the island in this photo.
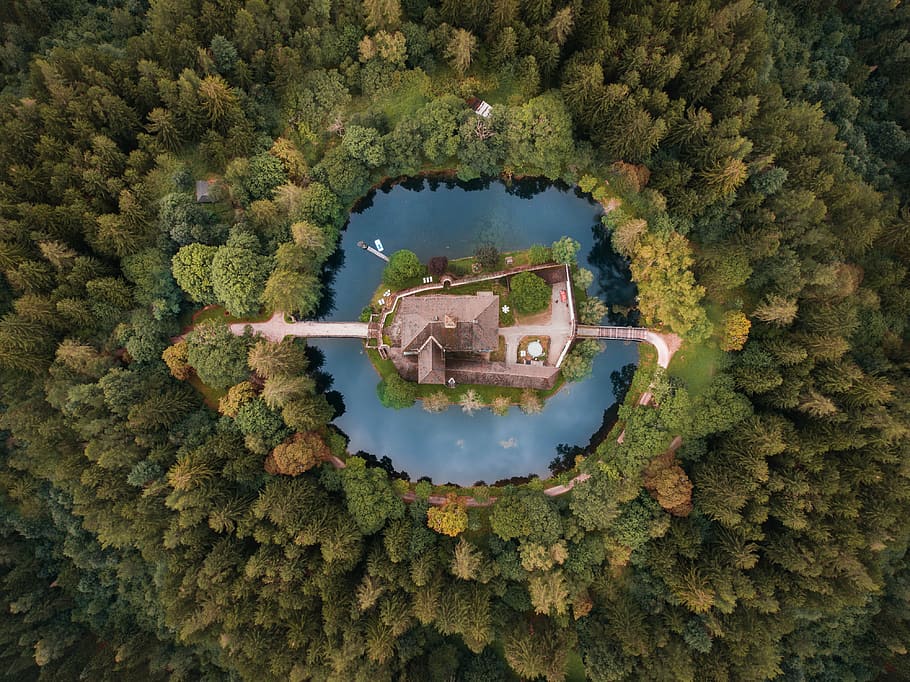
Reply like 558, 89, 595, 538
230, 257, 679, 393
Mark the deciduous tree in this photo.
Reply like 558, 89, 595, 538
382, 249, 423, 288
510, 271, 551, 314
427, 494, 468, 537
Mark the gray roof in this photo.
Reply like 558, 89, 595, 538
399, 293, 499, 354
195, 180, 213, 202
417, 341, 446, 384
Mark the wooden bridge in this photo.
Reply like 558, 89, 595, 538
576, 325, 676, 368
576, 325, 649, 341
229, 315, 369, 342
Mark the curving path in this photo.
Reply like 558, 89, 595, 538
576, 325, 681, 369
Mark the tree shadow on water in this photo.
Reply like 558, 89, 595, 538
304, 346, 335, 395
312, 245, 345, 319
586, 223, 639, 325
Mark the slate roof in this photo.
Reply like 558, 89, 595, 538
417, 341, 446, 384
399, 293, 499, 355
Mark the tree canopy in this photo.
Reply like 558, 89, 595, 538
0, 0, 907, 680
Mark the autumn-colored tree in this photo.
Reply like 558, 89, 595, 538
422, 391, 450, 413
720, 310, 751, 351
261, 374, 313, 409
269, 138, 309, 184
264, 432, 330, 476
218, 381, 257, 417
643, 450, 693, 516
547, 7, 574, 45
427, 494, 468, 537
363, 0, 401, 31
609, 216, 648, 257
247, 338, 309, 379
162, 340, 191, 380
529, 570, 569, 616
451, 539, 482, 580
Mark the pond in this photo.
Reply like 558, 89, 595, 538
312, 178, 638, 486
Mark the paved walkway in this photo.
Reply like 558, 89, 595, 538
229, 313, 369, 342
499, 282, 572, 366
501, 283, 573, 365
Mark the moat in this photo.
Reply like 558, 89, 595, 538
314, 178, 638, 485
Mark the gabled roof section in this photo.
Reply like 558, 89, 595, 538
417, 342, 446, 384
399, 293, 499, 354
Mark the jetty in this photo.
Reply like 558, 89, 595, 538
357, 241, 389, 262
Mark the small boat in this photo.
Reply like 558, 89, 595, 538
374, 239, 384, 252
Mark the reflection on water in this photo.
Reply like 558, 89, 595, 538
313, 178, 638, 485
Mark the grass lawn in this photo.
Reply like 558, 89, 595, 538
413, 278, 499, 297
667, 339, 723, 396
449, 249, 532, 277
180, 304, 271, 330
565, 650, 587, 682
374, 70, 432, 127
187, 373, 226, 410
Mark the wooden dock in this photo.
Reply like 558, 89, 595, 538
357, 241, 389, 262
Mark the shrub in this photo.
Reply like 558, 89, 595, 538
491, 395, 511, 416
460, 389, 483, 415
520, 389, 543, 414
428, 256, 449, 277
382, 249, 423, 288
474, 243, 499, 270
529, 244, 551, 265
377, 374, 418, 409
423, 391, 450, 412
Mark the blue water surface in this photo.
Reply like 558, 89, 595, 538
313, 178, 637, 485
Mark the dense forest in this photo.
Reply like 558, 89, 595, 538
0, 0, 908, 679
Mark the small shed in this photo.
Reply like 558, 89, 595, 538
195, 180, 213, 203
474, 100, 492, 118
466, 96, 493, 118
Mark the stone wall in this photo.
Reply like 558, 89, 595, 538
445, 365, 558, 390
389, 350, 559, 390
533, 264, 569, 286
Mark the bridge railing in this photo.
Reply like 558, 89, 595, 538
576, 325, 649, 340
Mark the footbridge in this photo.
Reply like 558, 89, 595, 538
576, 325, 679, 368
229, 314, 370, 343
